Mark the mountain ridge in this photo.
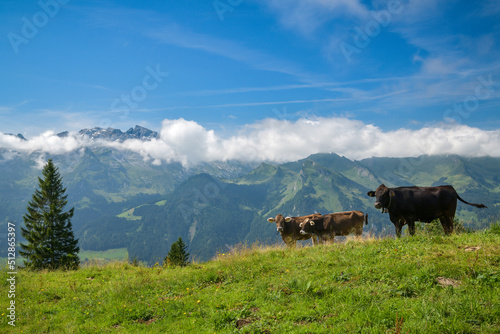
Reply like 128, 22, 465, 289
77, 125, 160, 141
1, 126, 499, 263
2, 125, 159, 141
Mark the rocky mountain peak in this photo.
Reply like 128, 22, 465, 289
79, 125, 159, 141
4, 133, 27, 140
125, 125, 159, 139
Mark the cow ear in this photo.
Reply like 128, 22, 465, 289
267, 218, 275, 223
299, 222, 303, 228
285, 217, 292, 222
310, 220, 315, 226
367, 191, 375, 197
389, 190, 395, 197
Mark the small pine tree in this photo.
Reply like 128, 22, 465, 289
164, 237, 190, 267
20, 159, 80, 270
131, 257, 140, 267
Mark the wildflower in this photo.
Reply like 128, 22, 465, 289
197, 300, 201, 303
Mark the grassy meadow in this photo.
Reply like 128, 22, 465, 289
79, 248, 129, 263
2, 225, 500, 333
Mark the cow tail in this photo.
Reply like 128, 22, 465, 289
457, 194, 487, 209
364, 213, 368, 225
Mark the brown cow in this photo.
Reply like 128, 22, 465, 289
299, 211, 368, 244
367, 184, 487, 237
267, 213, 321, 247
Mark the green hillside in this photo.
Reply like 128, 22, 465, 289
73, 153, 500, 264
2, 229, 499, 333
2, 152, 500, 263
0, 147, 257, 229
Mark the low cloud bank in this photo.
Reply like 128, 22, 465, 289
2, 117, 500, 166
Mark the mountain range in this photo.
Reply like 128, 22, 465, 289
1, 126, 499, 263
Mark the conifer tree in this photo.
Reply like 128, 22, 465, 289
20, 159, 79, 270
165, 237, 190, 267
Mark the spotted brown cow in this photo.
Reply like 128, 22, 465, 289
267, 213, 321, 247
299, 211, 368, 244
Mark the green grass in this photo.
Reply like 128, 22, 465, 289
79, 248, 129, 262
2, 230, 500, 333
117, 208, 142, 221
1, 248, 129, 269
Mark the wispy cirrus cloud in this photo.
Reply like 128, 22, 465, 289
255, 0, 370, 35
0, 100, 31, 113
145, 23, 323, 84
178, 76, 411, 97
74, 3, 323, 85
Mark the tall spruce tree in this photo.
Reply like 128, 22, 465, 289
20, 159, 79, 270
165, 237, 190, 267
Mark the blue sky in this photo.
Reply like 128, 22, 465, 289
1, 0, 500, 163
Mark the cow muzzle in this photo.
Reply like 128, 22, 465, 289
374, 202, 383, 209
277, 227, 283, 232
300, 230, 309, 235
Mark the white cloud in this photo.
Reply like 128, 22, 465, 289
0, 131, 86, 155
2, 118, 500, 167
258, 0, 369, 35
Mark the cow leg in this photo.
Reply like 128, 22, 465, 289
285, 237, 296, 248
311, 235, 318, 246
438, 217, 448, 235
407, 219, 416, 236
394, 222, 402, 238
390, 216, 403, 238
439, 217, 454, 235
329, 236, 335, 245
448, 216, 455, 234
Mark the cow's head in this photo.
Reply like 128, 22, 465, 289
367, 184, 395, 212
267, 214, 292, 233
299, 218, 315, 235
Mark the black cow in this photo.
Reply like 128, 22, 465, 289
367, 184, 487, 237
267, 214, 320, 247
